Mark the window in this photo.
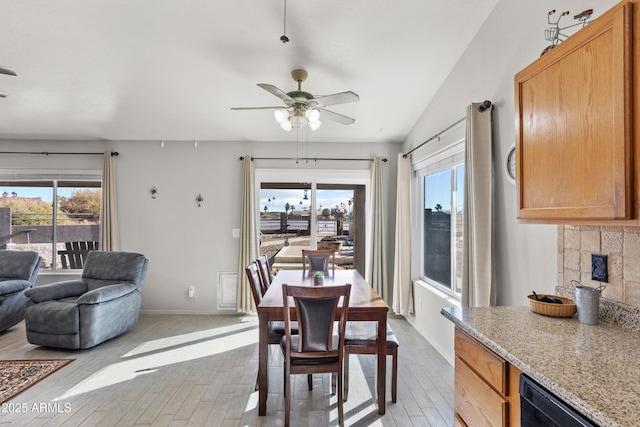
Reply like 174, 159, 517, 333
0, 173, 101, 271
416, 140, 464, 296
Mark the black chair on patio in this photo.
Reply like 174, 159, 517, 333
58, 241, 99, 269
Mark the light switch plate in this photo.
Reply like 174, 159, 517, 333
232, 228, 240, 238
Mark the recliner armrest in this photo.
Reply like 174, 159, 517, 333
76, 283, 137, 305
0, 279, 32, 296
24, 280, 87, 303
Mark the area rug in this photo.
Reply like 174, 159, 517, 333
0, 359, 74, 404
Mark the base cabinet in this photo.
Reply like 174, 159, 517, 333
454, 328, 521, 427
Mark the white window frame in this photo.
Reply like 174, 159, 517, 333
414, 139, 465, 299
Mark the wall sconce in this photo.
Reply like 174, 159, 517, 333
195, 194, 204, 207
150, 186, 158, 199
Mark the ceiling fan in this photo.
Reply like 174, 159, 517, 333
231, 69, 359, 131
0, 66, 17, 98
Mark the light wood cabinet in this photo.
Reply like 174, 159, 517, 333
454, 328, 521, 427
514, 0, 637, 224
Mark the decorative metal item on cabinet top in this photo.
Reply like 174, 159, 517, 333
541, 8, 593, 56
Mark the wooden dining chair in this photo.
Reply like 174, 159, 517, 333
302, 249, 336, 273
256, 255, 272, 295
245, 262, 299, 390
281, 283, 351, 427
343, 321, 399, 403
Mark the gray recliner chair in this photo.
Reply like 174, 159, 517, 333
0, 250, 41, 332
24, 251, 148, 349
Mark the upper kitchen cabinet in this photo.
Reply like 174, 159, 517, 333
514, 0, 636, 224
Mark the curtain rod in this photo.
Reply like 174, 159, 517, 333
239, 156, 387, 162
402, 100, 492, 158
0, 151, 119, 156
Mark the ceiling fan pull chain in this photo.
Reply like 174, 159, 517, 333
280, 0, 289, 43
296, 126, 300, 164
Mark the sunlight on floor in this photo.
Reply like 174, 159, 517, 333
244, 390, 258, 412
121, 317, 256, 358
54, 322, 257, 401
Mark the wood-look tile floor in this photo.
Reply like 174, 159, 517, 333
0, 314, 454, 426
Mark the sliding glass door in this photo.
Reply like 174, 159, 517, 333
256, 170, 369, 275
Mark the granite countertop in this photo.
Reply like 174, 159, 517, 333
442, 306, 640, 427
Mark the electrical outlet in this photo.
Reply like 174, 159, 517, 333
591, 254, 608, 282
232, 228, 240, 238
188, 286, 195, 298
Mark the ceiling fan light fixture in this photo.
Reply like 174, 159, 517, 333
274, 109, 289, 123
309, 120, 322, 131
280, 119, 292, 131
305, 108, 320, 122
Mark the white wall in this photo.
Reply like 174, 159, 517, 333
0, 139, 400, 313
401, 0, 618, 363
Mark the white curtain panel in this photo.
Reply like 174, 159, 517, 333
99, 151, 120, 251
462, 103, 494, 307
392, 153, 414, 315
237, 156, 259, 313
368, 157, 387, 301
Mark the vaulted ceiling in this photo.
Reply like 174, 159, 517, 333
0, 0, 498, 144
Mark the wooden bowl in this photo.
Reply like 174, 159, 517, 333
528, 294, 577, 318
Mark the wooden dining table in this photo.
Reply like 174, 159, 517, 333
257, 269, 389, 416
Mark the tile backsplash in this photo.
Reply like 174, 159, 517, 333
557, 225, 640, 330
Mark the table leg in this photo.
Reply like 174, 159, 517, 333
377, 312, 387, 415
258, 311, 269, 416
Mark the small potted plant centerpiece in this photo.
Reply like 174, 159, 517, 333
313, 271, 324, 285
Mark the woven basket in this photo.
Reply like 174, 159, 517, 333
528, 294, 577, 318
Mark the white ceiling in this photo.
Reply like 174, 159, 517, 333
0, 0, 498, 144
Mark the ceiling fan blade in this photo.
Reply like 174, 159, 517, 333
312, 91, 359, 107
0, 66, 17, 76
317, 107, 356, 125
0, 90, 9, 98
257, 84, 295, 105
231, 106, 288, 110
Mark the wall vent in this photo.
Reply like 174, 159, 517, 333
217, 272, 237, 311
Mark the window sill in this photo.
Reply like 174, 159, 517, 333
414, 279, 461, 307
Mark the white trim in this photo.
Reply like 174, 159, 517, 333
413, 140, 465, 176
256, 168, 370, 184
0, 168, 102, 181
416, 277, 461, 303
413, 136, 465, 300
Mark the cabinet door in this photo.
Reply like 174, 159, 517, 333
515, 3, 633, 221
455, 357, 508, 427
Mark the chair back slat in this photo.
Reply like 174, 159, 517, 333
245, 262, 263, 307
256, 255, 272, 295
